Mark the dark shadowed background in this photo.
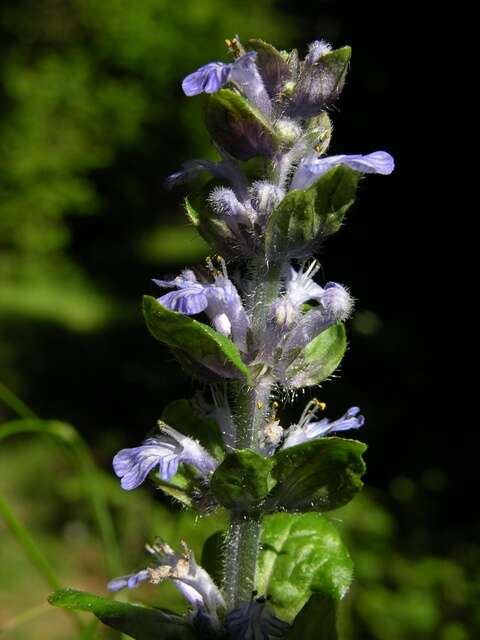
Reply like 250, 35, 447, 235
0, 1, 471, 638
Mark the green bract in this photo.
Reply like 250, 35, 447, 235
255, 513, 353, 622
205, 88, 278, 160
49, 589, 195, 640
210, 436, 365, 515
246, 39, 291, 96
143, 295, 251, 382
265, 165, 361, 261
185, 197, 235, 257
266, 437, 366, 512
152, 462, 197, 508
211, 449, 275, 510
283, 323, 347, 388
288, 46, 352, 117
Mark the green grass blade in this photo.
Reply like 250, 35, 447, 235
0, 493, 85, 632
0, 380, 37, 419
0, 418, 122, 578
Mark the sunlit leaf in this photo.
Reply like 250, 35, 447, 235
266, 437, 366, 512
282, 323, 347, 388
211, 449, 275, 510
143, 296, 251, 382
256, 513, 353, 623
265, 166, 360, 261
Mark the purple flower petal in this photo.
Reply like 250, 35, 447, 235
112, 438, 178, 490
291, 151, 395, 190
282, 405, 365, 448
107, 569, 150, 592
322, 406, 365, 434
157, 287, 209, 315
182, 62, 232, 96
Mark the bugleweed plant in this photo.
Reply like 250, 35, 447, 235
49, 36, 393, 639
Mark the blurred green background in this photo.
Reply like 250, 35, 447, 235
0, 1, 472, 638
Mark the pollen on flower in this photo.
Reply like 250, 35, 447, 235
149, 566, 171, 583
263, 420, 283, 445
225, 37, 242, 58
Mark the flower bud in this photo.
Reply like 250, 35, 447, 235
274, 118, 303, 146
249, 181, 285, 219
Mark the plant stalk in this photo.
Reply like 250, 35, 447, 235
223, 260, 282, 610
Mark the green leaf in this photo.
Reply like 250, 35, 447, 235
210, 449, 275, 510
246, 39, 291, 97
151, 463, 196, 508
185, 197, 235, 256
288, 46, 352, 118
201, 530, 225, 586
256, 513, 353, 623
205, 88, 277, 160
162, 398, 224, 460
143, 295, 251, 383
265, 165, 361, 261
283, 323, 347, 388
169, 346, 229, 383
304, 112, 332, 153
285, 596, 338, 639
48, 588, 195, 640
266, 437, 366, 512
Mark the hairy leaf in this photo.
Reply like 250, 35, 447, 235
246, 39, 291, 97
265, 165, 360, 261
256, 513, 353, 622
283, 323, 347, 388
266, 437, 366, 512
288, 46, 352, 118
185, 197, 235, 257
211, 449, 275, 510
143, 296, 250, 382
205, 88, 277, 160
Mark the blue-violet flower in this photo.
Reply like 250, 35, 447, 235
282, 401, 364, 449
291, 151, 395, 191
108, 541, 225, 630
154, 260, 249, 351
225, 595, 290, 639
113, 422, 217, 490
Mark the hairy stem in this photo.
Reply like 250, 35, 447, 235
223, 513, 261, 609
223, 260, 282, 609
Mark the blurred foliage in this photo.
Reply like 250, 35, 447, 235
0, 0, 288, 331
